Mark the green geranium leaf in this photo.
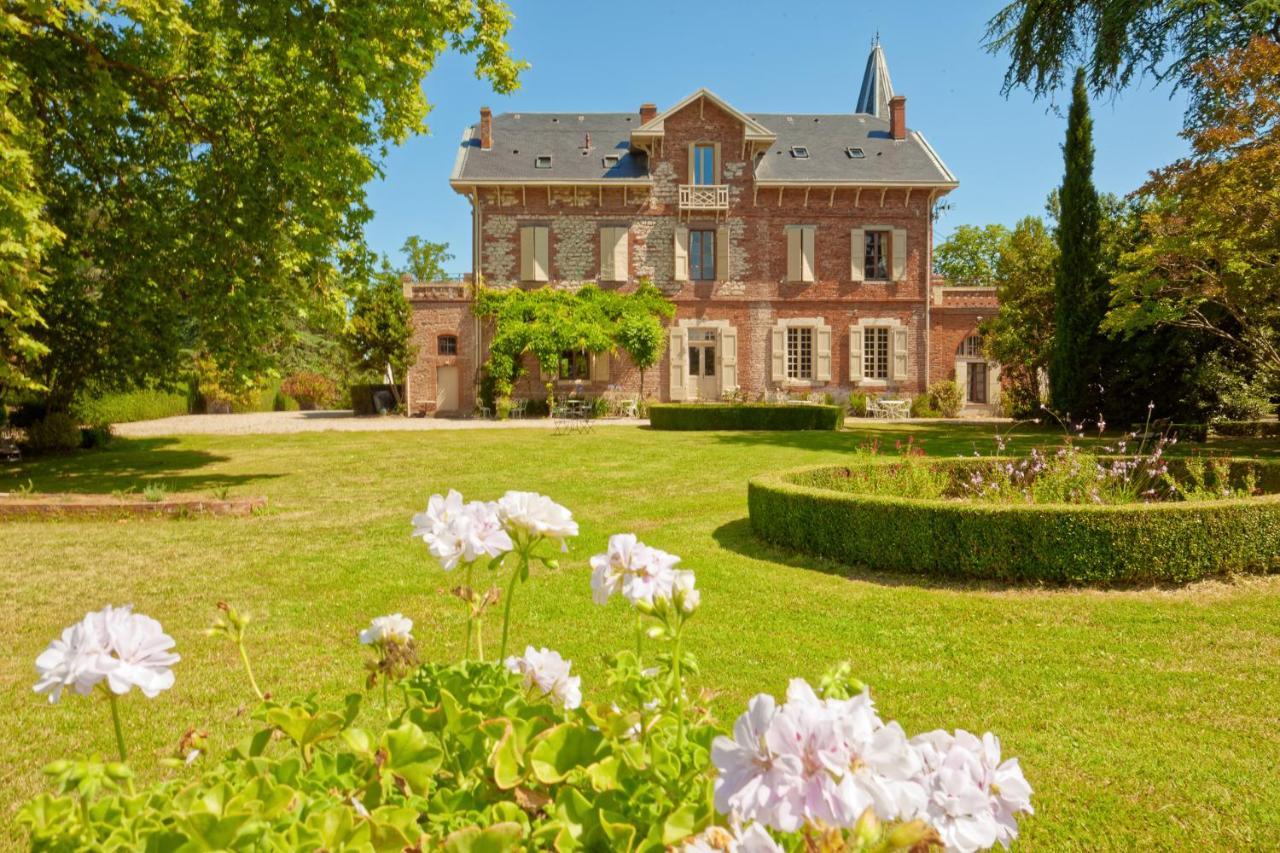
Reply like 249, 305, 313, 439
528, 724, 607, 785
661, 802, 703, 845
442, 821, 524, 852
380, 722, 444, 795
481, 718, 523, 789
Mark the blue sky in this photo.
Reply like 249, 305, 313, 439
363, 0, 1190, 276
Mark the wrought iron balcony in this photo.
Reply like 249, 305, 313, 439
679, 184, 729, 210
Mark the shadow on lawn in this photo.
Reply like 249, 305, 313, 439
0, 437, 280, 495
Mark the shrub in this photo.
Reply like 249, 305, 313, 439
79, 423, 113, 449
272, 391, 300, 412
648, 403, 842, 431
848, 392, 868, 417
909, 395, 940, 418
1212, 420, 1280, 438
280, 372, 338, 409
74, 388, 189, 424
25, 412, 82, 453
749, 459, 1280, 585
927, 380, 964, 417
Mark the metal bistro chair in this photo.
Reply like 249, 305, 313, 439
509, 398, 527, 419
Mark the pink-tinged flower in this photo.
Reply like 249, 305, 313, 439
504, 646, 582, 709
497, 491, 579, 546
413, 493, 513, 571
460, 500, 514, 561
911, 729, 1033, 852
588, 534, 686, 608
83, 605, 179, 698
411, 489, 465, 542
624, 545, 680, 606
712, 694, 805, 831
35, 605, 179, 702
359, 613, 414, 646
683, 820, 783, 852
589, 532, 643, 604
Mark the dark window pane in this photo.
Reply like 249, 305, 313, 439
688, 346, 700, 376
704, 346, 715, 376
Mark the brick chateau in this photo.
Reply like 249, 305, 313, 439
405, 41, 1000, 416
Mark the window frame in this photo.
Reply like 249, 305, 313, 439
437, 334, 458, 357
959, 334, 984, 359
692, 143, 716, 185
688, 228, 717, 281
785, 326, 815, 381
557, 349, 590, 382
863, 326, 891, 380
864, 230, 890, 281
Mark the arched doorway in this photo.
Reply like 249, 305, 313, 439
955, 333, 999, 410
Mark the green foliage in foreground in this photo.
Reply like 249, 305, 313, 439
648, 403, 843, 431
4, 424, 1280, 849
750, 459, 1280, 585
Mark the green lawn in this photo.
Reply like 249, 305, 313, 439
3, 423, 1280, 849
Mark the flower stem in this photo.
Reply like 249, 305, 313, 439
382, 676, 392, 721
464, 561, 476, 661
672, 625, 685, 750
108, 692, 128, 763
238, 639, 264, 701
635, 612, 643, 664
498, 552, 524, 661
476, 616, 485, 661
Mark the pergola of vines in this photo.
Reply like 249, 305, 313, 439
473, 280, 675, 399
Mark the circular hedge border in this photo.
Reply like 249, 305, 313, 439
649, 403, 842, 431
747, 460, 1280, 584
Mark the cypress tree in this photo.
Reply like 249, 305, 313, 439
1049, 68, 1106, 417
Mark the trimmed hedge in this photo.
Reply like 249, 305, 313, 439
648, 403, 842, 431
1212, 420, 1280, 438
748, 460, 1280, 585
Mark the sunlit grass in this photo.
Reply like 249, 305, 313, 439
3, 423, 1279, 848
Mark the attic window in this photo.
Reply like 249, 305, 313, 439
534, 155, 553, 169
845, 147, 866, 159
790, 146, 810, 159
602, 154, 620, 168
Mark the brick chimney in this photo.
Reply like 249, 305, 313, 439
639, 102, 657, 124
479, 106, 492, 150
889, 95, 906, 140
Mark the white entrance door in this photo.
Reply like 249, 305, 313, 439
687, 329, 719, 401
436, 366, 459, 414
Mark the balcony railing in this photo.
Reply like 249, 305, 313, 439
679, 184, 729, 210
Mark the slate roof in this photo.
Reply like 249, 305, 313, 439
749, 113, 955, 185
452, 113, 650, 183
855, 41, 895, 118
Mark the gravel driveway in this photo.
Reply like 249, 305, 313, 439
113, 410, 647, 437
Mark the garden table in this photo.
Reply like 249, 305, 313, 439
879, 399, 910, 419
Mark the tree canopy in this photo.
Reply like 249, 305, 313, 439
475, 282, 675, 400
985, 0, 1280, 102
346, 267, 416, 386
2, 0, 523, 407
401, 237, 455, 283
933, 224, 1011, 286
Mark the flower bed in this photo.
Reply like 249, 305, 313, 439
749, 458, 1280, 584
0, 492, 266, 519
648, 402, 843, 431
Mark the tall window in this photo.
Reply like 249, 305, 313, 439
786, 327, 813, 380
863, 327, 890, 379
960, 334, 983, 358
437, 335, 458, 356
864, 231, 889, 280
688, 329, 716, 377
689, 229, 716, 280
692, 144, 715, 185
558, 349, 589, 381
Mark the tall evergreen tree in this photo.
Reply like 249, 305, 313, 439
1049, 69, 1107, 417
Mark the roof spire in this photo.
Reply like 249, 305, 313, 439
855, 37, 895, 119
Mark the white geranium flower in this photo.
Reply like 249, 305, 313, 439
683, 820, 783, 852
412, 492, 513, 570
497, 491, 579, 546
673, 569, 700, 614
623, 545, 680, 606
33, 620, 112, 703
460, 500, 514, 561
411, 489, 465, 542
504, 645, 582, 710
711, 693, 805, 831
35, 605, 178, 702
83, 605, 179, 698
589, 532, 641, 604
359, 613, 414, 646
911, 729, 1033, 852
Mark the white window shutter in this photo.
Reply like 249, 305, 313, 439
716, 227, 730, 282
815, 324, 832, 381
673, 227, 689, 281
591, 351, 610, 381
770, 325, 786, 381
668, 327, 688, 400
534, 226, 549, 282
891, 327, 909, 380
520, 227, 534, 281
849, 327, 864, 380
786, 228, 802, 282
987, 362, 1002, 408
955, 359, 969, 402
599, 228, 615, 281
850, 229, 865, 282
891, 228, 907, 282
614, 227, 629, 282
801, 226, 816, 282
718, 326, 738, 390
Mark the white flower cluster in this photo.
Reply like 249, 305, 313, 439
589, 532, 699, 613
712, 679, 1032, 852
683, 820, 782, 852
412, 489, 578, 570
34, 605, 179, 703
504, 645, 582, 710
358, 613, 414, 646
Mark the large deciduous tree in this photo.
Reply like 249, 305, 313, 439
1105, 36, 1280, 380
1049, 69, 1108, 417
346, 267, 416, 391
985, 0, 1280, 102
400, 237, 455, 283
3, 1, 523, 410
933, 224, 1011, 286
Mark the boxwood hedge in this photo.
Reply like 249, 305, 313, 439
649, 403, 842, 431
748, 460, 1280, 585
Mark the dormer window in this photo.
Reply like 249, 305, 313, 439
602, 154, 620, 168
534, 155, 552, 169
845, 147, 866, 158
790, 146, 810, 159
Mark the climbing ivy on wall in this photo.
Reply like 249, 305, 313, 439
474, 280, 674, 403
